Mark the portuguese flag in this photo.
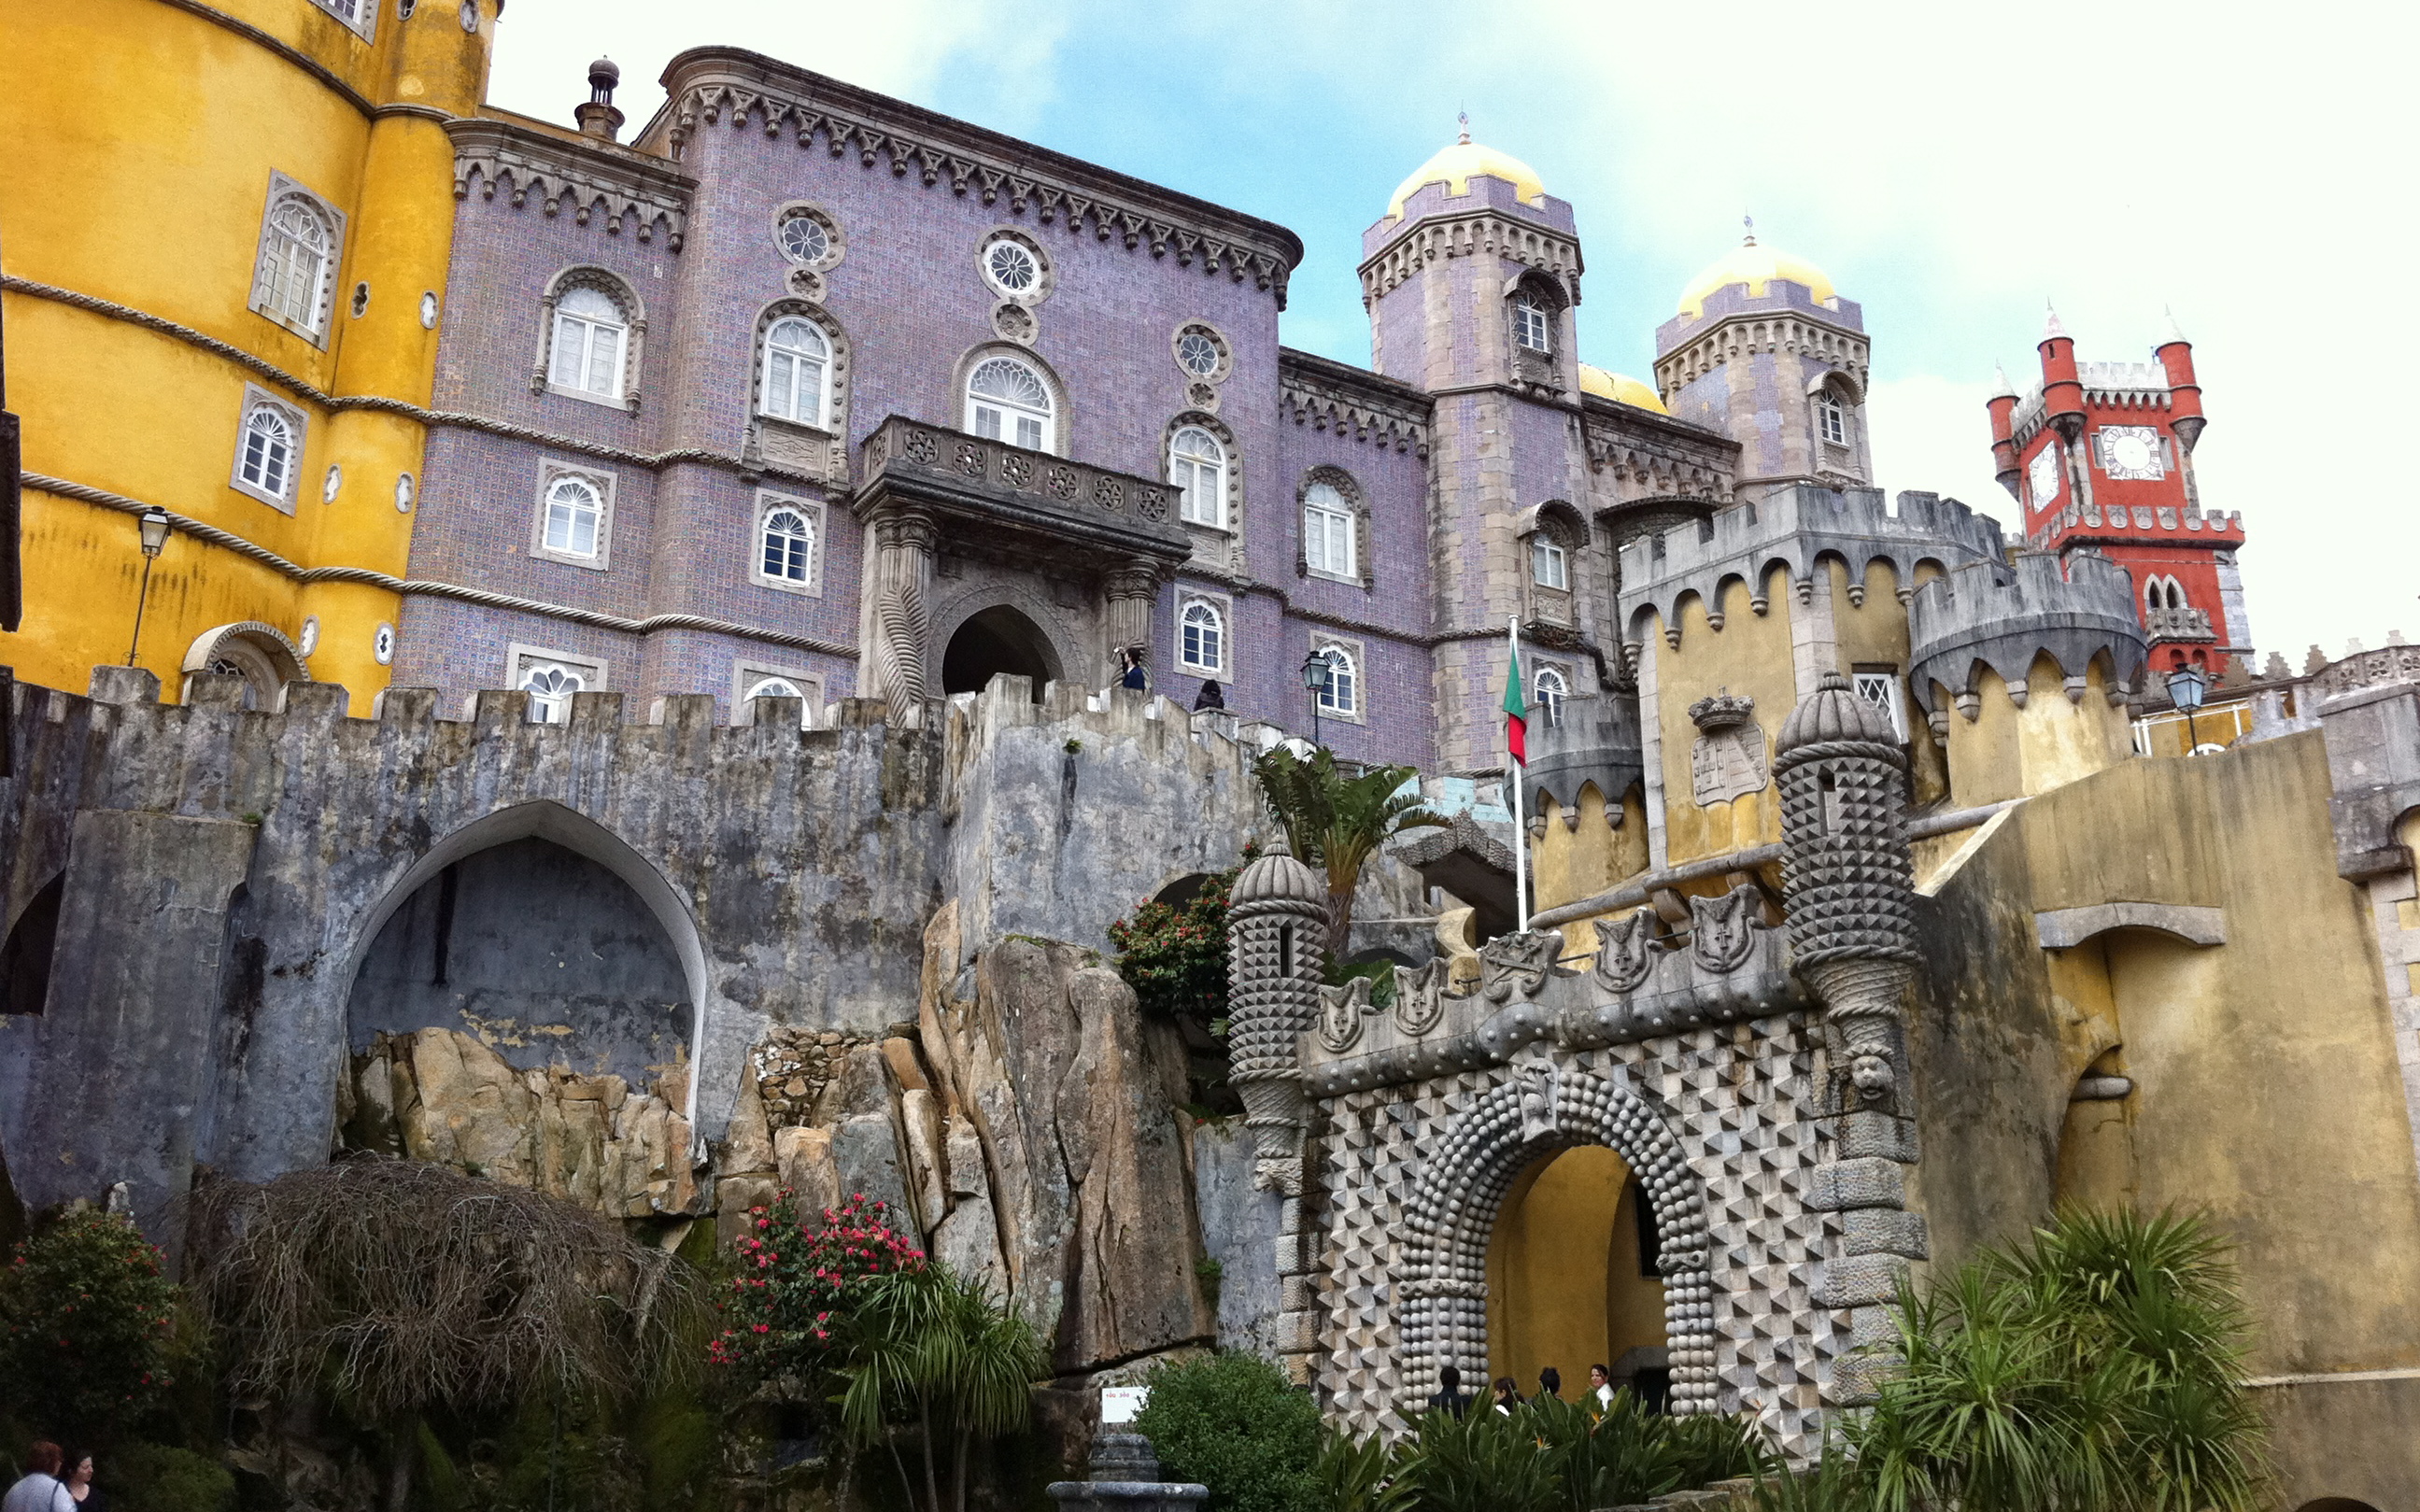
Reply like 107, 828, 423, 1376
1503, 631, 1527, 767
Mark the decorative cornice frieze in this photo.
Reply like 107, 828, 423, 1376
1652, 311, 1869, 398
446, 119, 695, 250
645, 50, 1300, 305
1580, 414, 1735, 502
1277, 347, 1432, 456
1355, 210, 1584, 304
20, 470, 856, 659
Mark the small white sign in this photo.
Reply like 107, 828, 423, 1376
1100, 1386, 1148, 1425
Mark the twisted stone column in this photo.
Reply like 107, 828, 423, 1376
1102, 560, 1162, 673
1774, 673, 1924, 1405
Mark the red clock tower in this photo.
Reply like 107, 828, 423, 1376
1988, 309, 2248, 679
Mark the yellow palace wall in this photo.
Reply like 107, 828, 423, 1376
0, 0, 495, 710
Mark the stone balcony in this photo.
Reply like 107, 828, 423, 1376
853, 416, 1193, 574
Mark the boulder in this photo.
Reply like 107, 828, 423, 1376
899, 1087, 948, 1230
724, 1061, 776, 1174
832, 1111, 915, 1230
814, 1043, 894, 1124
933, 1192, 1010, 1298
717, 1174, 780, 1247
774, 1124, 841, 1218
882, 1036, 931, 1094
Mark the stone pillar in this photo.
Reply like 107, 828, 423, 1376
1102, 560, 1161, 672
4, 807, 259, 1240
860, 506, 936, 725
1773, 672, 1924, 1405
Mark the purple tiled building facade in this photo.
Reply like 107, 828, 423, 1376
404, 52, 1850, 777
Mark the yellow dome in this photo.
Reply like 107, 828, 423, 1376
1578, 363, 1670, 415
1677, 236, 1836, 319
1385, 138, 1547, 220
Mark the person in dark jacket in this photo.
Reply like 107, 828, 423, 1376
1423, 1364, 1472, 1419
1491, 1377, 1521, 1415
1535, 1365, 1563, 1402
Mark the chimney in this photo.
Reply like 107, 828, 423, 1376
575, 57, 623, 142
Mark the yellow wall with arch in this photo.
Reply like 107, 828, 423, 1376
1484, 1145, 1667, 1394
0, 0, 497, 709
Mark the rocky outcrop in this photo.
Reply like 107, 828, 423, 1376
924, 929, 1215, 1374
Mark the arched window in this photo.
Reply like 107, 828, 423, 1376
1303, 481, 1355, 578
1534, 665, 1567, 727
1531, 532, 1568, 590
745, 675, 804, 700
1815, 389, 1848, 446
1180, 600, 1224, 674
253, 190, 333, 335
550, 285, 628, 400
759, 317, 830, 426
1315, 643, 1358, 716
237, 403, 297, 501
1170, 426, 1227, 529
518, 660, 587, 724
1511, 293, 1552, 353
760, 505, 814, 585
967, 355, 1053, 451
543, 475, 603, 558
2167, 579, 2187, 610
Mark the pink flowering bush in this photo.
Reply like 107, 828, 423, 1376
0, 1208, 182, 1442
709, 1189, 926, 1394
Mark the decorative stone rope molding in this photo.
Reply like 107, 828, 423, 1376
19, 472, 857, 660
660, 57, 1298, 306
153, 0, 378, 116
1394, 1057, 1722, 1415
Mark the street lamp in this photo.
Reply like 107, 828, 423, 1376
1300, 649, 1332, 751
126, 506, 169, 667
2165, 663, 2207, 756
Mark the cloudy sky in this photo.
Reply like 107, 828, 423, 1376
488, 0, 2414, 664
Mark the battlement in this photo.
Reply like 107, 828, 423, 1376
1521, 689, 1644, 818
1906, 552, 2147, 713
1618, 484, 2006, 638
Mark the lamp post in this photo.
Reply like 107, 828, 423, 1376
1300, 649, 1331, 751
126, 506, 169, 667
2165, 664, 2207, 756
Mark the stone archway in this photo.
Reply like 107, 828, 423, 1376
941, 603, 1065, 700
1398, 1054, 1720, 1415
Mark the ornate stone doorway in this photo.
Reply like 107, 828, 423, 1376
941, 604, 1063, 699
1486, 1145, 1670, 1406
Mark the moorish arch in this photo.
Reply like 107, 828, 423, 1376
1397, 1053, 1719, 1414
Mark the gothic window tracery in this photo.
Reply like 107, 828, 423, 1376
968, 355, 1054, 451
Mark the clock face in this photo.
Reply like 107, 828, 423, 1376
2102, 425, 2165, 480
2029, 445, 2061, 511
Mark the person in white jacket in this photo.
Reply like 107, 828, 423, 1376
2, 1444, 75, 1512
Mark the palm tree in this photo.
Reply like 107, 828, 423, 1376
833, 1265, 1045, 1512
1251, 746, 1445, 954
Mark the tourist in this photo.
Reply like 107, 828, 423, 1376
3, 1444, 72, 1512
1535, 1365, 1562, 1402
1118, 648, 1148, 691
1491, 1377, 1521, 1415
1590, 1363, 1615, 1407
1424, 1364, 1472, 1419
1191, 679, 1224, 712
57, 1455, 98, 1511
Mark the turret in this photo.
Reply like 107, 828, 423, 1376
2158, 309, 2204, 451
1987, 363, 2022, 499
2037, 305, 2085, 440
1774, 673, 1923, 1404
575, 57, 625, 142
1224, 854, 1328, 1191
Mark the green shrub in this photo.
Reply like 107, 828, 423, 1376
709, 1190, 925, 1404
1396, 1405, 1559, 1512
1109, 859, 1246, 1024
1134, 1353, 1322, 1512
1309, 1424, 1412, 1512
110, 1441, 234, 1512
0, 1209, 182, 1443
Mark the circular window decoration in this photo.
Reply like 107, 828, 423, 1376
373, 623, 396, 665
983, 235, 1041, 297
776, 207, 836, 266
1176, 330, 1222, 378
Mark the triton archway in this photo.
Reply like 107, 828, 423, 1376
941, 603, 1062, 700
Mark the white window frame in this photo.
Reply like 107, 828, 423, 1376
980, 233, 1048, 301
1815, 389, 1848, 446
229, 384, 306, 514
758, 316, 832, 429
507, 643, 606, 726
1511, 294, 1552, 353
1851, 669, 1909, 742
753, 492, 825, 597
1302, 482, 1357, 581
547, 285, 630, 405
1534, 664, 1570, 728
1531, 533, 1569, 590
248, 173, 345, 346
1171, 426, 1228, 530
1178, 593, 1230, 679
306, 0, 376, 38
529, 461, 616, 572
733, 661, 827, 728
1313, 639, 1363, 722
966, 354, 1054, 452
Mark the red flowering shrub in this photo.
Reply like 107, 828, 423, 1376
0, 1208, 181, 1442
708, 1190, 925, 1395
1108, 852, 1252, 1024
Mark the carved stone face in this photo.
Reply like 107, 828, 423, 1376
1849, 1053, 1894, 1097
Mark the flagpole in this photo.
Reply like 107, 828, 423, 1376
1507, 614, 1530, 935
